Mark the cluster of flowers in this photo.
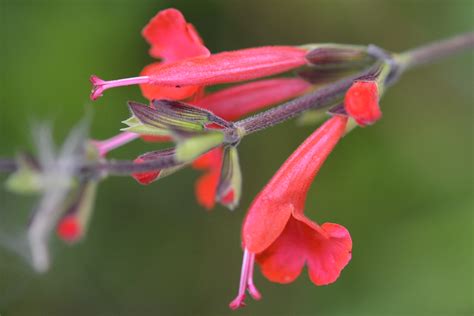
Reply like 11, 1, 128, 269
7, 8, 386, 309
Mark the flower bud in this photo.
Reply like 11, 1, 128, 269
344, 80, 381, 126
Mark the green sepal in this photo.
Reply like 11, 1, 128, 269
344, 118, 359, 135
135, 148, 186, 184
5, 154, 42, 195
176, 132, 225, 162
297, 109, 328, 126
128, 101, 209, 134
121, 114, 171, 136
216, 146, 242, 210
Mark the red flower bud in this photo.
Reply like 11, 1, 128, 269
132, 157, 161, 185
344, 80, 381, 126
57, 216, 82, 243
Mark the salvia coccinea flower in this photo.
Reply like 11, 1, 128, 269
131, 78, 311, 209
90, 10, 309, 100
230, 115, 351, 309
344, 80, 382, 126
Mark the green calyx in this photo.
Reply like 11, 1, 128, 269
175, 132, 225, 162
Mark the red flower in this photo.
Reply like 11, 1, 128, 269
344, 80, 381, 126
191, 147, 224, 209
57, 215, 82, 242
90, 10, 308, 100
141, 46, 308, 87
230, 115, 352, 309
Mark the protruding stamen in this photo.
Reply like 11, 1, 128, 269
247, 253, 262, 300
90, 75, 150, 100
229, 248, 260, 310
92, 132, 139, 157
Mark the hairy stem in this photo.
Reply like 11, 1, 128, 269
397, 32, 474, 71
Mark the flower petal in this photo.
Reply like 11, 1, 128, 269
142, 8, 210, 61
193, 78, 311, 121
243, 203, 293, 254
193, 147, 223, 209
147, 46, 308, 87
306, 222, 352, 285
256, 216, 306, 284
192, 146, 222, 169
140, 62, 201, 100
195, 169, 220, 209
256, 216, 352, 285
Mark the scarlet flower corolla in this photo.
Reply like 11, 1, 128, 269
90, 8, 309, 101
230, 115, 352, 309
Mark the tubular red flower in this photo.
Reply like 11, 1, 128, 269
344, 80, 381, 126
140, 63, 202, 100
145, 46, 308, 87
91, 46, 307, 100
243, 116, 349, 253
231, 115, 352, 309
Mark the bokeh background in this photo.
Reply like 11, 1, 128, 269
0, 0, 472, 315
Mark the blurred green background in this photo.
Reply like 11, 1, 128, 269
0, 0, 472, 315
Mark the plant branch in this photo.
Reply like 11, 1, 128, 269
397, 32, 474, 71
0, 158, 17, 173
1, 32, 473, 177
